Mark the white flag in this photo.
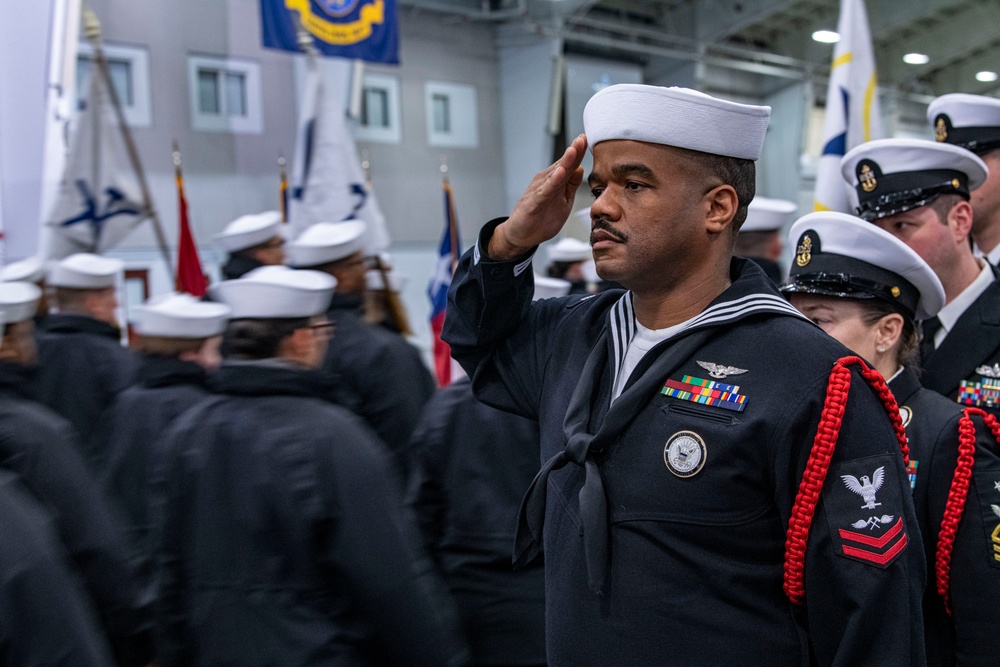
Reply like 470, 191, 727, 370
813, 0, 883, 213
45, 62, 151, 259
289, 58, 390, 254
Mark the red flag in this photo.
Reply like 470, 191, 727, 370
173, 145, 207, 296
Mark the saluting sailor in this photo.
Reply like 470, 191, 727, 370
782, 211, 1000, 664
444, 84, 925, 665
841, 139, 1000, 417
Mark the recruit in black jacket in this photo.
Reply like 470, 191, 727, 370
99, 355, 211, 603
154, 363, 468, 667
892, 368, 1000, 666
323, 292, 436, 481
443, 219, 927, 666
0, 361, 154, 666
0, 468, 116, 666
922, 264, 1000, 418
34, 313, 136, 471
407, 377, 546, 666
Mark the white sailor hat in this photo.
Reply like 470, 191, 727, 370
209, 265, 335, 319
840, 138, 988, 221
548, 237, 593, 263
928, 93, 1000, 155
365, 269, 408, 292
781, 211, 945, 321
583, 84, 771, 160
533, 275, 572, 300
286, 220, 367, 268
214, 211, 283, 253
0, 282, 42, 324
132, 292, 231, 338
48, 253, 122, 289
741, 196, 797, 233
1, 257, 45, 284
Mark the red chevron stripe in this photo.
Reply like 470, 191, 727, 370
838, 517, 904, 548
842, 533, 908, 566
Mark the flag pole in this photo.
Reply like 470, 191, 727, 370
83, 9, 174, 283
278, 152, 288, 223
441, 155, 459, 271
364, 152, 412, 336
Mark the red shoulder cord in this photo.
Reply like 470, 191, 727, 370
935, 407, 1000, 615
783, 355, 910, 605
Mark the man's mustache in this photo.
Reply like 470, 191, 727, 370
590, 218, 628, 244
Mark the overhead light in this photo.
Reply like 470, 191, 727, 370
902, 53, 930, 65
977, 71, 999, 82
812, 30, 840, 44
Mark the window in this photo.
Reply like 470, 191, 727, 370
188, 56, 263, 134
355, 73, 401, 144
76, 43, 152, 127
432, 93, 451, 133
424, 81, 478, 148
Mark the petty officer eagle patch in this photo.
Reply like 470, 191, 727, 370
824, 455, 909, 568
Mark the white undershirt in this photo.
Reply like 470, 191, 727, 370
611, 316, 697, 401
935, 260, 994, 347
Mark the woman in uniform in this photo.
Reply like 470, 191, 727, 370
782, 211, 1000, 666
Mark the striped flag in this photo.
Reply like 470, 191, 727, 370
814, 0, 883, 213
428, 180, 460, 387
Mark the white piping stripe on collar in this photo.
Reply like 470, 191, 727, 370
609, 292, 635, 380
607, 291, 807, 383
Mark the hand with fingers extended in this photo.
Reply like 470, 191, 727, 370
488, 135, 588, 261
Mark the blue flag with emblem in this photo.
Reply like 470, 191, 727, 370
260, 0, 399, 64
45, 55, 152, 258
813, 0, 883, 213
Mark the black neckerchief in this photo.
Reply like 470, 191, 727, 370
514, 259, 809, 595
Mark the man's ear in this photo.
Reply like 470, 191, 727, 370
704, 184, 739, 235
948, 199, 974, 242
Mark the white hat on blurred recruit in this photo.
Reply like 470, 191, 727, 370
583, 84, 771, 160
533, 275, 572, 300
1, 257, 45, 284
741, 197, 798, 233
132, 292, 231, 338
840, 138, 987, 221
47, 253, 122, 289
209, 266, 336, 319
927, 93, 1000, 154
548, 237, 593, 263
781, 211, 945, 321
286, 220, 368, 268
214, 211, 283, 253
0, 282, 42, 324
